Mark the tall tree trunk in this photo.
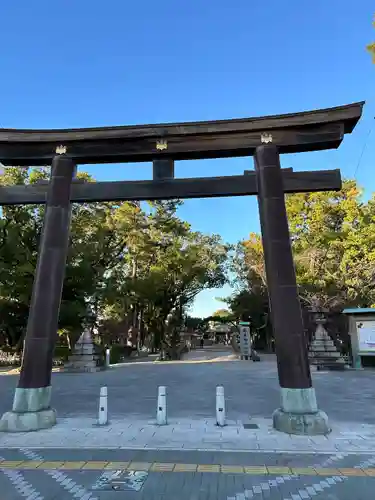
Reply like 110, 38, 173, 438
131, 255, 138, 327
139, 308, 145, 347
15, 330, 26, 353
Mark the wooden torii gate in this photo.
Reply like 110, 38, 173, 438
0, 101, 364, 435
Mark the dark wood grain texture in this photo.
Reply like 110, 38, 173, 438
0, 102, 364, 165
0, 170, 342, 205
18, 156, 76, 389
0, 101, 363, 141
153, 159, 175, 180
255, 145, 312, 389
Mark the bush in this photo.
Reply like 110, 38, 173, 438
109, 345, 133, 364
53, 345, 70, 361
0, 350, 21, 367
52, 358, 64, 367
1, 346, 16, 354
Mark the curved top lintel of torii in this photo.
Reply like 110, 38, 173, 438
0, 101, 365, 166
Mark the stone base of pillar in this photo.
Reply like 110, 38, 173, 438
272, 387, 330, 436
0, 409, 56, 432
0, 386, 57, 432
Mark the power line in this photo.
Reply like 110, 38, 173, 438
353, 122, 373, 179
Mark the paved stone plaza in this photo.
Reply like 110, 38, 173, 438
1, 348, 375, 498
1, 349, 374, 424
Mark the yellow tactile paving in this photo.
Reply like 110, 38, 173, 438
104, 462, 130, 469
315, 468, 340, 476
0, 460, 374, 477
151, 462, 175, 472
128, 462, 152, 471
60, 461, 86, 470
338, 468, 367, 476
197, 465, 220, 473
266, 467, 292, 475
291, 467, 318, 476
0, 461, 25, 468
243, 466, 268, 474
82, 462, 109, 470
17, 461, 44, 470
39, 462, 65, 469
173, 464, 197, 472
220, 466, 245, 474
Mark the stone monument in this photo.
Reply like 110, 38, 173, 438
64, 329, 103, 372
239, 323, 251, 360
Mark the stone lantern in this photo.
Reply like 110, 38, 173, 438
308, 307, 346, 370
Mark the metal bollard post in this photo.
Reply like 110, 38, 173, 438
105, 348, 111, 368
98, 386, 108, 426
216, 385, 226, 427
156, 386, 167, 425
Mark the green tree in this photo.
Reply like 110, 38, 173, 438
0, 168, 230, 358
285, 180, 375, 309
212, 308, 231, 318
0, 167, 46, 348
184, 316, 207, 332
131, 209, 229, 352
228, 179, 375, 348
0, 167, 128, 348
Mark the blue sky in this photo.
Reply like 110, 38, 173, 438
1, 0, 374, 317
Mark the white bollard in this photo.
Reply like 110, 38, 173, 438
105, 348, 111, 368
216, 385, 226, 427
98, 386, 108, 425
156, 386, 167, 425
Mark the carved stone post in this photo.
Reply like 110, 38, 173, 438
254, 144, 329, 435
0, 155, 76, 432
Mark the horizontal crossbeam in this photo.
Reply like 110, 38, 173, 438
0, 125, 345, 166
0, 169, 341, 205
0, 102, 364, 165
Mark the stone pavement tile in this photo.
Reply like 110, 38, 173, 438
274, 474, 324, 499
189, 471, 205, 493
246, 475, 285, 499
284, 476, 372, 500
141, 471, 169, 496
0, 471, 35, 500
331, 477, 375, 500
233, 472, 248, 491
163, 470, 189, 496
230, 473, 247, 497
217, 472, 232, 498
201, 470, 219, 494
0, 469, 66, 500
174, 472, 198, 499
16, 447, 128, 462
219, 440, 260, 450
32, 469, 99, 498
3, 415, 375, 453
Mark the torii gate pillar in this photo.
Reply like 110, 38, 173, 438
255, 145, 329, 435
0, 155, 76, 432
